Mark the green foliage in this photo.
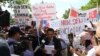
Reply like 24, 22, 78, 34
81, 0, 100, 10
63, 0, 100, 18
0, 0, 29, 4
62, 9, 70, 19
15, 0, 29, 4
10, 19, 16, 25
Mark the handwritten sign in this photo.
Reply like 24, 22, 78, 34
13, 4, 30, 26
14, 4, 29, 17
32, 3, 56, 19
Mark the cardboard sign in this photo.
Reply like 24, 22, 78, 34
32, 3, 56, 19
13, 4, 30, 26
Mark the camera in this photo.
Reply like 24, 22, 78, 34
20, 34, 34, 41
13, 34, 35, 55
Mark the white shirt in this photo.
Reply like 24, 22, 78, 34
74, 53, 78, 56
87, 46, 97, 56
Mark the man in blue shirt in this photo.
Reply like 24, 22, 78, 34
0, 37, 11, 56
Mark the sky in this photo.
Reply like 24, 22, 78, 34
29, 0, 90, 18
1, 0, 90, 18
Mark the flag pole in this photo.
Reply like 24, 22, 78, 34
36, 0, 44, 46
36, 19, 41, 46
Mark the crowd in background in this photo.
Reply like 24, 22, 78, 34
0, 21, 100, 56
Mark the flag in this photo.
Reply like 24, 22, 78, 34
88, 9, 97, 19
43, 20, 47, 27
42, 20, 50, 28
69, 8, 78, 18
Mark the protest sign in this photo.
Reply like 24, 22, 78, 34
60, 18, 85, 35
14, 4, 29, 17
45, 45, 54, 54
13, 4, 30, 26
32, 3, 56, 20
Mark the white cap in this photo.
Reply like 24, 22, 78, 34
88, 28, 96, 31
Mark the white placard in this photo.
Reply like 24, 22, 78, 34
45, 45, 54, 54
32, 3, 56, 19
13, 4, 30, 26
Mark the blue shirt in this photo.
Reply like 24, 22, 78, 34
7, 38, 16, 54
23, 50, 34, 56
60, 39, 69, 49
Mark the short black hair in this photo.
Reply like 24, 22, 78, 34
31, 21, 36, 27
8, 26, 21, 37
25, 25, 31, 31
47, 28, 54, 33
68, 33, 73, 36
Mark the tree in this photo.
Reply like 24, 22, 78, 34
0, 0, 29, 25
0, 0, 29, 7
81, 0, 100, 10
62, 9, 70, 19
10, 18, 16, 25
15, 0, 29, 4
0, 0, 29, 4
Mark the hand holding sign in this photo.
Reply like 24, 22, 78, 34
45, 45, 54, 54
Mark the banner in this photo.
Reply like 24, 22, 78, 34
50, 20, 61, 30
69, 8, 78, 18
32, 3, 56, 20
88, 8, 97, 19
60, 18, 86, 35
69, 8, 97, 19
61, 18, 87, 26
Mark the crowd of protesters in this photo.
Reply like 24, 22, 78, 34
0, 21, 100, 56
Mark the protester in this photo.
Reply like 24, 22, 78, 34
68, 33, 74, 47
87, 26, 100, 56
7, 26, 34, 56
59, 38, 68, 56
0, 36, 11, 56
80, 27, 94, 53
23, 41, 34, 56
41, 28, 62, 56
7, 26, 22, 54
25, 25, 32, 34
